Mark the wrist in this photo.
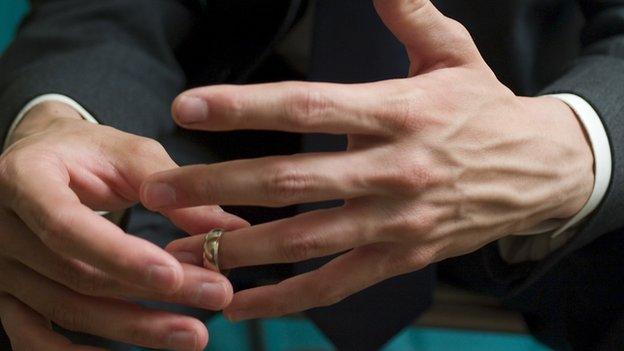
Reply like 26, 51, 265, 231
530, 96, 595, 219
8, 101, 84, 147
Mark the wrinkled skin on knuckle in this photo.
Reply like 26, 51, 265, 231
59, 260, 108, 297
48, 299, 90, 332
286, 87, 333, 129
370, 151, 445, 197
264, 162, 311, 206
382, 92, 428, 134
278, 230, 326, 263
35, 208, 76, 253
378, 203, 441, 244
218, 91, 246, 125
393, 160, 437, 194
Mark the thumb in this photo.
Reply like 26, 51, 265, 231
373, 0, 483, 74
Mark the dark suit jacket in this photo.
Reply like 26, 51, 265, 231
0, 1, 623, 350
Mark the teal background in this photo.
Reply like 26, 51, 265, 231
0, 1, 551, 350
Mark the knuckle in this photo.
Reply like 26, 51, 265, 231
60, 261, 107, 296
36, 209, 75, 251
383, 94, 426, 133
264, 162, 311, 205
0, 152, 26, 188
279, 230, 325, 262
48, 302, 88, 332
447, 18, 473, 44
223, 93, 246, 121
395, 162, 435, 192
130, 137, 167, 158
386, 210, 437, 241
375, 157, 440, 195
286, 87, 333, 128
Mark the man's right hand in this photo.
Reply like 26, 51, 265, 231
0, 101, 248, 351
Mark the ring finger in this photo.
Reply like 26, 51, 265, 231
166, 204, 382, 270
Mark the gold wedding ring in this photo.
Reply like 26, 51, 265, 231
203, 228, 226, 274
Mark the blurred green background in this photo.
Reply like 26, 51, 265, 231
0, 1, 552, 350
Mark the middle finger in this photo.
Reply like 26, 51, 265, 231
142, 152, 377, 210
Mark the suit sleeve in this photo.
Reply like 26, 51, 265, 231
538, 1, 624, 251
0, 0, 199, 144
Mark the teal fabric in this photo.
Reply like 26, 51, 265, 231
2, 3, 551, 351
0, 0, 28, 53
201, 316, 552, 351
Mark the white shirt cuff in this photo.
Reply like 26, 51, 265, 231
547, 93, 612, 237
498, 93, 612, 263
3, 94, 99, 151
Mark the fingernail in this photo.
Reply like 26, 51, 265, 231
176, 95, 208, 124
168, 331, 197, 351
146, 265, 178, 288
195, 282, 228, 309
171, 251, 200, 265
143, 182, 176, 209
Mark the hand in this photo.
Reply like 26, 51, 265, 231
0, 101, 248, 351
141, 0, 594, 320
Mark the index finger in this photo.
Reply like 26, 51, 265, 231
172, 81, 394, 135
4, 166, 184, 294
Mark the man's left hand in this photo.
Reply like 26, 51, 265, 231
141, 0, 594, 320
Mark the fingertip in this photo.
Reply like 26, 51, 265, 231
173, 95, 209, 126
195, 322, 210, 351
186, 317, 210, 351
225, 215, 252, 231
222, 279, 234, 308
140, 180, 177, 210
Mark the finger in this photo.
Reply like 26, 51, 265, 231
166, 205, 378, 270
1, 213, 232, 310
142, 152, 376, 210
373, 0, 481, 72
172, 81, 394, 135
162, 206, 250, 235
4, 163, 185, 294
1, 261, 209, 351
130, 263, 234, 311
0, 294, 104, 351
223, 244, 400, 320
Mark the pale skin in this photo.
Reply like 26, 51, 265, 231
0, 102, 249, 351
0, 0, 595, 349
142, 0, 595, 321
